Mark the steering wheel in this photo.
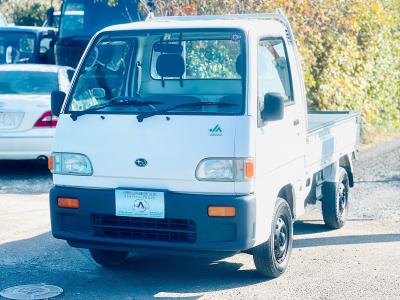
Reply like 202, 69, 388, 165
84, 47, 99, 72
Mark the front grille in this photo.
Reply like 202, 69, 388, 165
91, 214, 196, 243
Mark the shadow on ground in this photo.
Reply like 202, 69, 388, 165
0, 233, 265, 299
0, 160, 52, 194
1, 225, 399, 299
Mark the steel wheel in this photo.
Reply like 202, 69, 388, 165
322, 167, 350, 229
253, 197, 293, 278
338, 181, 348, 221
274, 217, 289, 264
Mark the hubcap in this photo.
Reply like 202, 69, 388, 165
274, 216, 289, 264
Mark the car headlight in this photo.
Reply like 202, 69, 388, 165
51, 152, 93, 176
196, 158, 254, 182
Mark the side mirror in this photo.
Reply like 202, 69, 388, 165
51, 91, 66, 117
261, 93, 284, 122
44, 29, 56, 39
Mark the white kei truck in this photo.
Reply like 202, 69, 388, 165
49, 13, 360, 278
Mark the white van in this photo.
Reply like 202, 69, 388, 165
49, 13, 359, 278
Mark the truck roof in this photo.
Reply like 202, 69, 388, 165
101, 13, 291, 38
0, 26, 55, 33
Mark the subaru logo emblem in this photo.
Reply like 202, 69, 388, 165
135, 158, 148, 167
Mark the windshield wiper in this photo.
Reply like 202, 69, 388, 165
136, 101, 238, 122
70, 97, 163, 121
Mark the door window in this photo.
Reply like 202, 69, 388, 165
258, 38, 293, 106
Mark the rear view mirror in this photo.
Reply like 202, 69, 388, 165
51, 91, 66, 117
261, 93, 284, 122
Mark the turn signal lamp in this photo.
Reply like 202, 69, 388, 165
208, 206, 236, 217
48, 156, 54, 172
58, 197, 80, 209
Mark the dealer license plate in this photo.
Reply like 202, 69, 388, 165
115, 189, 165, 219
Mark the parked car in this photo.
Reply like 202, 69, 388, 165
0, 26, 57, 65
0, 64, 74, 160
49, 13, 359, 278
53, 0, 141, 67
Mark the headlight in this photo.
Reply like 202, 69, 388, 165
51, 152, 93, 176
196, 158, 254, 182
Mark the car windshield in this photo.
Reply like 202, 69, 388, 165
0, 71, 59, 95
67, 29, 245, 115
59, 0, 139, 39
0, 32, 36, 64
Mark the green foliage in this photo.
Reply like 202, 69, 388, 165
0, 0, 61, 26
155, 0, 400, 137
1, 0, 399, 137
186, 39, 241, 79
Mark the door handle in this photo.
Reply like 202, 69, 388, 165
293, 119, 300, 126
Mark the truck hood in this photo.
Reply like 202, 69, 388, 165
53, 114, 244, 193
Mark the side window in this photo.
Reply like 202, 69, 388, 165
39, 36, 56, 64
40, 37, 52, 54
258, 38, 293, 107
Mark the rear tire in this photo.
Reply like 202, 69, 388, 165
89, 249, 129, 267
322, 167, 350, 229
252, 197, 293, 278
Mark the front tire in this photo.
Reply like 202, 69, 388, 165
89, 249, 129, 267
322, 167, 350, 229
252, 197, 293, 278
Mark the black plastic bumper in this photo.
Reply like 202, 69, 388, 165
50, 186, 256, 254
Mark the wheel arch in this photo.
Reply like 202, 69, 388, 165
277, 184, 296, 219
339, 154, 354, 187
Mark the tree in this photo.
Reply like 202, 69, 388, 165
152, 0, 400, 136
0, 0, 61, 26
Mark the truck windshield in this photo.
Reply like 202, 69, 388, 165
0, 32, 36, 64
67, 29, 245, 116
59, 0, 139, 39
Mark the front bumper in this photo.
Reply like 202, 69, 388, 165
50, 186, 256, 254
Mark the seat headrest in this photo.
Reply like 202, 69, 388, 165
153, 43, 183, 54
236, 54, 243, 76
156, 54, 185, 78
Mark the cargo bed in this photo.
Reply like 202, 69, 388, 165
306, 111, 360, 175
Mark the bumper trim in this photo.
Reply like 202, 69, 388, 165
50, 186, 256, 253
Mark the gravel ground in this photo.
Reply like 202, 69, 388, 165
0, 137, 399, 299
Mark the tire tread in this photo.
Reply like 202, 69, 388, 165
252, 197, 293, 278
